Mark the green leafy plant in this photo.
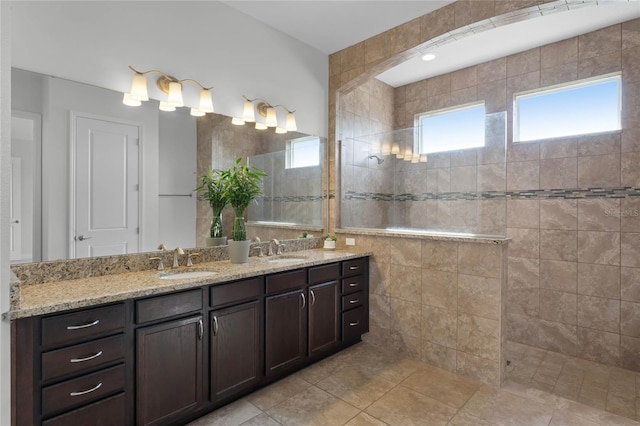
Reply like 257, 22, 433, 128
325, 234, 337, 241
195, 167, 228, 238
221, 158, 267, 241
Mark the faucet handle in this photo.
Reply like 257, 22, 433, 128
277, 244, 285, 255
254, 246, 264, 257
149, 257, 165, 271
187, 253, 200, 267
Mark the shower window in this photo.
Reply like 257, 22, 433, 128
415, 102, 486, 154
286, 136, 321, 169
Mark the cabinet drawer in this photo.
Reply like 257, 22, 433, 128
265, 269, 306, 295
210, 277, 261, 308
41, 304, 125, 349
42, 334, 125, 382
341, 275, 365, 295
342, 258, 367, 277
309, 263, 340, 285
341, 291, 364, 310
342, 306, 367, 343
42, 392, 126, 426
42, 364, 125, 418
136, 289, 202, 324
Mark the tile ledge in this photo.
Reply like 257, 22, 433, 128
335, 228, 510, 244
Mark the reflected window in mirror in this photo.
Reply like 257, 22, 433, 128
286, 136, 321, 169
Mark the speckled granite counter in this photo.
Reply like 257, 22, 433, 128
6, 249, 370, 320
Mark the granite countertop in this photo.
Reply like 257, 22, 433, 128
6, 249, 370, 320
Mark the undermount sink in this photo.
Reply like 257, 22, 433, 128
157, 269, 218, 280
264, 256, 308, 264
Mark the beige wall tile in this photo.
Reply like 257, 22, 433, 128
389, 264, 421, 302
508, 257, 540, 290
458, 274, 501, 320
422, 304, 457, 348
622, 45, 640, 83
478, 80, 507, 113
420, 341, 457, 372
457, 314, 500, 362
620, 198, 640, 232
427, 74, 451, 97
507, 228, 539, 259
507, 48, 541, 77
477, 57, 507, 84
620, 301, 640, 337
577, 154, 621, 188
456, 352, 500, 387
451, 66, 478, 91
540, 259, 577, 293
540, 289, 577, 326
539, 138, 577, 159
577, 199, 621, 232
620, 335, 640, 371
577, 295, 620, 333
621, 127, 640, 153
421, 240, 458, 272
507, 288, 539, 318
507, 160, 539, 191
508, 142, 539, 162
577, 263, 620, 299
422, 269, 457, 310
578, 52, 621, 79
577, 231, 620, 265
540, 157, 578, 189
577, 132, 621, 156
541, 37, 578, 69
622, 18, 640, 50
621, 266, 640, 302
541, 62, 578, 87
540, 199, 578, 231
578, 25, 622, 61
390, 298, 422, 339
621, 152, 640, 187
370, 260, 391, 297
477, 164, 506, 192
458, 243, 502, 278
390, 238, 422, 267
540, 230, 577, 262
507, 199, 539, 229
370, 294, 391, 330
577, 327, 620, 365
450, 166, 478, 192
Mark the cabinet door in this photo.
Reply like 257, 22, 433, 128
308, 281, 340, 357
265, 289, 307, 376
210, 301, 261, 401
136, 315, 203, 426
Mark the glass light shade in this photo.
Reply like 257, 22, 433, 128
255, 122, 268, 130
381, 142, 391, 156
159, 101, 176, 112
391, 143, 400, 155
167, 81, 184, 107
285, 112, 297, 131
265, 107, 278, 127
198, 89, 214, 113
122, 93, 142, 106
190, 108, 205, 117
129, 73, 149, 101
419, 154, 428, 163
231, 117, 245, 125
275, 127, 287, 134
242, 100, 256, 122
411, 153, 420, 163
403, 148, 413, 161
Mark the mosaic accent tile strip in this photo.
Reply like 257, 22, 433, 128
344, 187, 640, 201
258, 195, 325, 202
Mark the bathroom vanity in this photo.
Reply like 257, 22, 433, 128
9, 251, 370, 426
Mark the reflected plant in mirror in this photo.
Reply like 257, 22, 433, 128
195, 166, 228, 247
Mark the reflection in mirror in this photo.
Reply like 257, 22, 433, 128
247, 138, 324, 228
11, 68, 325, 264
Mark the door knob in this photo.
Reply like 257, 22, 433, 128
76, 235, 92, 241
11, 220, 19, 224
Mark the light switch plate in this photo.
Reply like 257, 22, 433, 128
346, 238, 355, 246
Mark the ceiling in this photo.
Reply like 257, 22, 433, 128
223, 0, 640, 87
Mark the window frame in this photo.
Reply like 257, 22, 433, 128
414, 101, 486, 155
285, 135, 321, 169
513, 73, 622, 143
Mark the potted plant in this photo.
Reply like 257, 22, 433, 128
323, 234, 337, 250
196, 166, 229, 246
221, 158, 267, 263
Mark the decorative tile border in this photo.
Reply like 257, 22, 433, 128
258, 195, 325, 202
345, 187, 640, 201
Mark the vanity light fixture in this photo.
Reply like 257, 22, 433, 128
123, 66, 214, 117
232, 96, 297, 133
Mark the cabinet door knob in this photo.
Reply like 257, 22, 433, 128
300, 292, 306, 309
70, 382, 102, 397
66, 319, 100, 330
70, 350, 103, 363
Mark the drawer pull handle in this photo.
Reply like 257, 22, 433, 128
349, 266, 359, 270
310, 290, 316, 306
349, 321, 360, 326
70, 350, 103, 363
70, 382, 102, 397
198, 319, 204, 340
300, 293, 306, 309
212, 316, 219, 337
349, 299, 360, 304
348, 282, 358, 287
66, 319, 100, 330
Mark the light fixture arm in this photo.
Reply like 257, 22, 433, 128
128, 65, 213, 92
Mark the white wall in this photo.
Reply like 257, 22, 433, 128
158, 109, 197, 249
1, 2, 12, 424
10, 1, 329, 138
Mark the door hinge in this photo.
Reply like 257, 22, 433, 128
135, 184, 139, 191
136, 227, 140, 234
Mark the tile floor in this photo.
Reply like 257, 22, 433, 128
187, 342, 640, 426
505, 340, 640, 422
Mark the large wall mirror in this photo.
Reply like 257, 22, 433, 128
11, 68, 325, 264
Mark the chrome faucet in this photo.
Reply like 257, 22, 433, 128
173, 247, 184, 268
187, 252, 200, 267
268, 239, 281, 256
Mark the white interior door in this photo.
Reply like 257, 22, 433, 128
9, 157, 22, 261
73, 116, 140, 258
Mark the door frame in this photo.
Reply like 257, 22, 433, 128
69, 111, 143, 258
11, 110, 42, 263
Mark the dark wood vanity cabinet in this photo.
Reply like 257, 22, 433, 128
13, 256, 369, 426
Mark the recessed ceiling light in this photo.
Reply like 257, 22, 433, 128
421, 53, 436, 61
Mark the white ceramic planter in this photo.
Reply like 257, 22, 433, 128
228, 240, 252, 263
